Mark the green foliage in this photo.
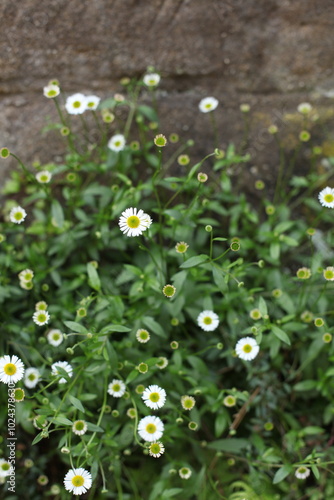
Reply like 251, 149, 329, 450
0, 77, 334, 499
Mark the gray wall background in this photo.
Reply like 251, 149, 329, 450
1, 0, 334, 188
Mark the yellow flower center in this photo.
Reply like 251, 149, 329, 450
324, 194, 334, 203
75, 421, 85, 430
71, 475, 84, 487
14, 213, 23, 221
146, 423, 157, 434
203, 317, 212, 325
113, 384, 120, 392
4, 363, 17, 375
127, 216, 140, 228
150, 443, 161, 453
48, 90, 57, 97
242, 344, 252, 353
149, 392, 160, 402
73, 101, 81, 108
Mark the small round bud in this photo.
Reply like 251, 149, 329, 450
255, 180, 265, 190
258, 260, 265, 268
60, 127, 70, 136
169, 133, 179, 143
197, 172, 208, 182
0, 147, 10, 159
112, 410, 119, 418
177, 154, 190, 166
240, 103, 250, 113
170, 340, 179, 349
66, 347, 74, 355
205, 225, 212, 232
299, 130, 311, 142
268, 125, 278, 134
216, 342, 223, 350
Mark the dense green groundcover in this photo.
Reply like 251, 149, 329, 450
1, 75, 334, 499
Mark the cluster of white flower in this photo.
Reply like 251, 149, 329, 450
64, 93, 101, 115
32, 301, 51, 326
18, 268, 34, 290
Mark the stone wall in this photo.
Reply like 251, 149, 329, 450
1, 0, 334, 189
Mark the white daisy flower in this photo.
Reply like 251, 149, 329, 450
149, 441, 165, 458
33, 310, 50, 326
64, 468, 92, 496
85, 95, 100, 110
136, 328, 150, 343
65, 93, 88, 115
108, 134, 126, 152
51, 361, 73, 384
108, 379, 126, 397
72, 420, 88, 436
297, 102, 312, 114
36, 170, 52, 184
24, 367, 40, 388
43, 84, 60, 99
199, 96, 219, 113
138, 415, 164, 442
9, 206, 27, 224
295, 466, 311, 480
47, 329, 64, 346
197, 310, 219, 332
0, 355, 25, 384
235, 337, 259, 361
119, 207, 152, 237
143, 73, 161, 87
0, 459, 13, 477
18, 269, 34, 283
179, 467, 192, 479
318, 187, 334, 208
142, 385, 166, 410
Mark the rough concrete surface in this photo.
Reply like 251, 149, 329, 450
1, 0, 334, 192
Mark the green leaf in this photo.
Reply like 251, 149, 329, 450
162, 488, 184, 498
258, 297, 268, 317
87, 262, 101, 292
311, 464, 320, 480
137, 104, 158, 122
270, 242, 280, 260
211, 265, 228, 292
180, 254, 208, 269
274, 221, 294, 234
143, 317, 167, 339
273, 464, 293, 484
86, 422, 104, 433
215, 412, 228, 437
68, 394, 85, 413
32, 432, 44, 445
51, 199, 65, 228
63, 321, 88, 335
207, 438, 248, 453
293, 380, 317, 391
271, 325, 291, 345
99, 324, 131, 334
126, 369, 139, 384
53, 416, 73, 426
